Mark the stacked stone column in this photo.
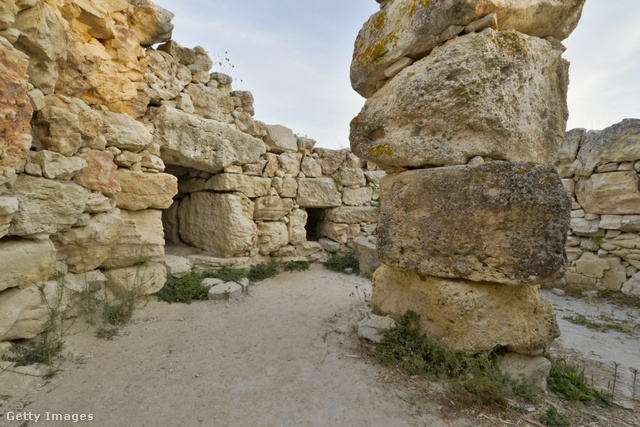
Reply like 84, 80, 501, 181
350, 0, 586, 355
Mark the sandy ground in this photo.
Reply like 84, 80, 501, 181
1, 266, 639, 427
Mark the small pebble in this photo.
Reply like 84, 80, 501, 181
551, 288, 566, 297
344, 268, 354, 274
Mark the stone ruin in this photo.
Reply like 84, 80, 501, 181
349, 0, 586, 355
0, 0, 382, 345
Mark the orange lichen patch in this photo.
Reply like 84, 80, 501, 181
366, 143, 394, 158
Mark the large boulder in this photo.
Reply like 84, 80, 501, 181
351, 0, 585, 97
0, 238, 55, 292
128, 0, 174, 46
378, 162, 570, 285
101, 209, 165, 269
324, 206, 379, 224
575, 171, 640, 215
372, 265, 560, 355
113, 169, 177, 211
151, 106, 266, 173
178, 192, 257, 257
8, 176, 89, 236
0, 37, 32, 193
350, 30, 568, 169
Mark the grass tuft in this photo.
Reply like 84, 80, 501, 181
284, 261, 311, 272
324, 254, 360, 274
547, 359, 613, 408
247, 262, 279, 282
157, 272, 211, 304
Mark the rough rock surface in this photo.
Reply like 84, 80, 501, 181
350, 30, 568, 169
0, 238, 55, 292
73, 150, 121, 195
575, 171, 640, 215
378, 162, 570, 285
372, 265, 560, 355
351, 0, 585, 97
178, 192, 257, 257
113, 169, 177, 211
296, 178, 342, 208
106, 261, 167, 296
257, 222, 289, 256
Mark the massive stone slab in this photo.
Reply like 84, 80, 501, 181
378, 162, 570, 285
207, 173, 271, 198
351, 30, 568, 169
351, 0, 585, 97
324, 206, 379, 224
372, 265, 560, 355
151, 106, 266, 173
0, 238, 55, 292
178, 192, 257, 257
8, 175, 89, 236
113, 169, 177, 211
253, 196, 294, 221
296, 178, 342, 208
575, 171, 640, 215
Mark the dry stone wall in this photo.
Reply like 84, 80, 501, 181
0, 0, 381, 345
558, 120, 640, 297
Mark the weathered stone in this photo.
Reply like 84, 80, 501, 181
101, 209, 165, 269
178, 192, 257, 257
257, 221, 289, 256
0, 238, 55, 291
99, 108, 152, 153
575, 172, 640, 215
601, 257, 627, 291
320, 221, 350, 244
351, 30, 568, 168
27, 150, 86, 180
315, 148, 346, 176
253, 196, 294, 221
378, 163, 570, 285
573, 119, 640, 177
0, 196, 19, 238
297, 137, 316, 155
288, 208, 307, 244
63, 270, 108, 294
355, 237, 379, 275
114, 150, 143, 168
600, 233, 640, 269
351, 0, 585, 97
357, 314, 396, 343
297, 178, 342, 208
183, 83, 233, 123
84, 193, 116, 214
207, 173, 271, 198
151, 106, 266, 173
141, 50, 191, 104
324, 206, 379, 224
0, 279, 67, 341
128, 0, 174, 46
0, 37, 32, 193
54, 209, 122, 273
364, 170, 386, 186
8, 176, 89, 236
333, 167, 366, 187
498, 353, 551, 390
208, 282, 242, 300
622, 272, 640, 297
161, 200, 180, 244
272, 176, 297, 198
278, 152, 303, 176
343, 187, 372, 206
319, 238, 341, 253
372, 265, 559, 355
570, 217, 601, 237
113, 169, 177, 211
13, 1, 67, 62
153, 254, 191, 278
72, 150, 121, 195
106, 261, 167, 296
295, 241, 322, 257
300, 157, 322, 178
264, 124, 298, 153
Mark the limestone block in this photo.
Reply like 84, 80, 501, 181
0, 279, 67, 341
372, 265, 559, 355
343, 187, 372, 206
297, 137, 316, 155
602, 257, 627, 291
297, 178, 342, 208
378, 163, 570, 285
63, 270, 108, 294
101, 209, 165, 269
207, 173, 271, 198
573, 119, 640, 177
0, 1, 18, 29
34, 95, 101, 156
106, 261, 167, 296
333, 167, 366, 187
153, 254, 191, 278
151, 106, 266, 173
98, 109, 152, 153
295, 241, 322, 257
355, 237, 379, 275
575, 172, 640, 215
0, 37, 31, 193
142, 50, 191, 104
113, 169, 177, 211
499, 353, 551, 390
315, 148, 346, 176
72, 150, 120, 195
128, 0, 174, 46
184, 83, 233, 123
570, 217, 601, 237
319, 238, 341, 253
262, 153, 278, 178
600, 233, 640, 269
8, 176, 89, 236
0, 196, 19, 238
253, 196, 294, 221
320, 221, 350, 244
264, 124, 298, 153
288, 208, 307, 244
300, 157, 322, 178
357, 315, 396, 343
574, 252, 610, 280
324, 206, 379, 224
257, 222, 289, 255
0, 238, 55, 292
208, 282, 242, 300
278, 152, 303, 176
13, 1, 67, 61
351, 0, 585, 97
54, 209, 122, 273
272, 177, 297, 198
27, 150, 86, 180
364, 170, 386, 186
622, 272, 640, 297
114, 150, 143, 168
85, 193, 116, 214
178, 192, 257, 257
351, 30, 568, 168
161, 200, 180, 244
231, 90, 255, 116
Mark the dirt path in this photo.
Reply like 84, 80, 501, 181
1, 265, 480, 427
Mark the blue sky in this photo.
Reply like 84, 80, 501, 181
157, 0, 639, 150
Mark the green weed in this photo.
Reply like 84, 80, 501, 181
562, 314, 628, 334
324, 254, 360, 274
540, 404, 572, 426
202, 267, 247, 283
247, 262, 279, 282
547, 359, 613, 407
284, 261, 310, 272
158, 272, 211, 304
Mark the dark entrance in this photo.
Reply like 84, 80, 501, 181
305, 208, 324, 241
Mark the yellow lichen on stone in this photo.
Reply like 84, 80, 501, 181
366, 143, 394, 158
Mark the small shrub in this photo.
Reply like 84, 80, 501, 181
324, 254, 360, 274
1, 340, 64, 367
202, 267, 247, 283
540, 405, 572, 426
547, 359, 613, 407
284, 261, 310, 272
158, 272, 211, 304
248, 262, 279, 282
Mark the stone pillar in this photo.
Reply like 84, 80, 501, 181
350, 0, 585, 355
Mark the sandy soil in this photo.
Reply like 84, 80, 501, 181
1, 266, 638, 427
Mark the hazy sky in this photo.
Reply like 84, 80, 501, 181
157, 0, 640, 150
